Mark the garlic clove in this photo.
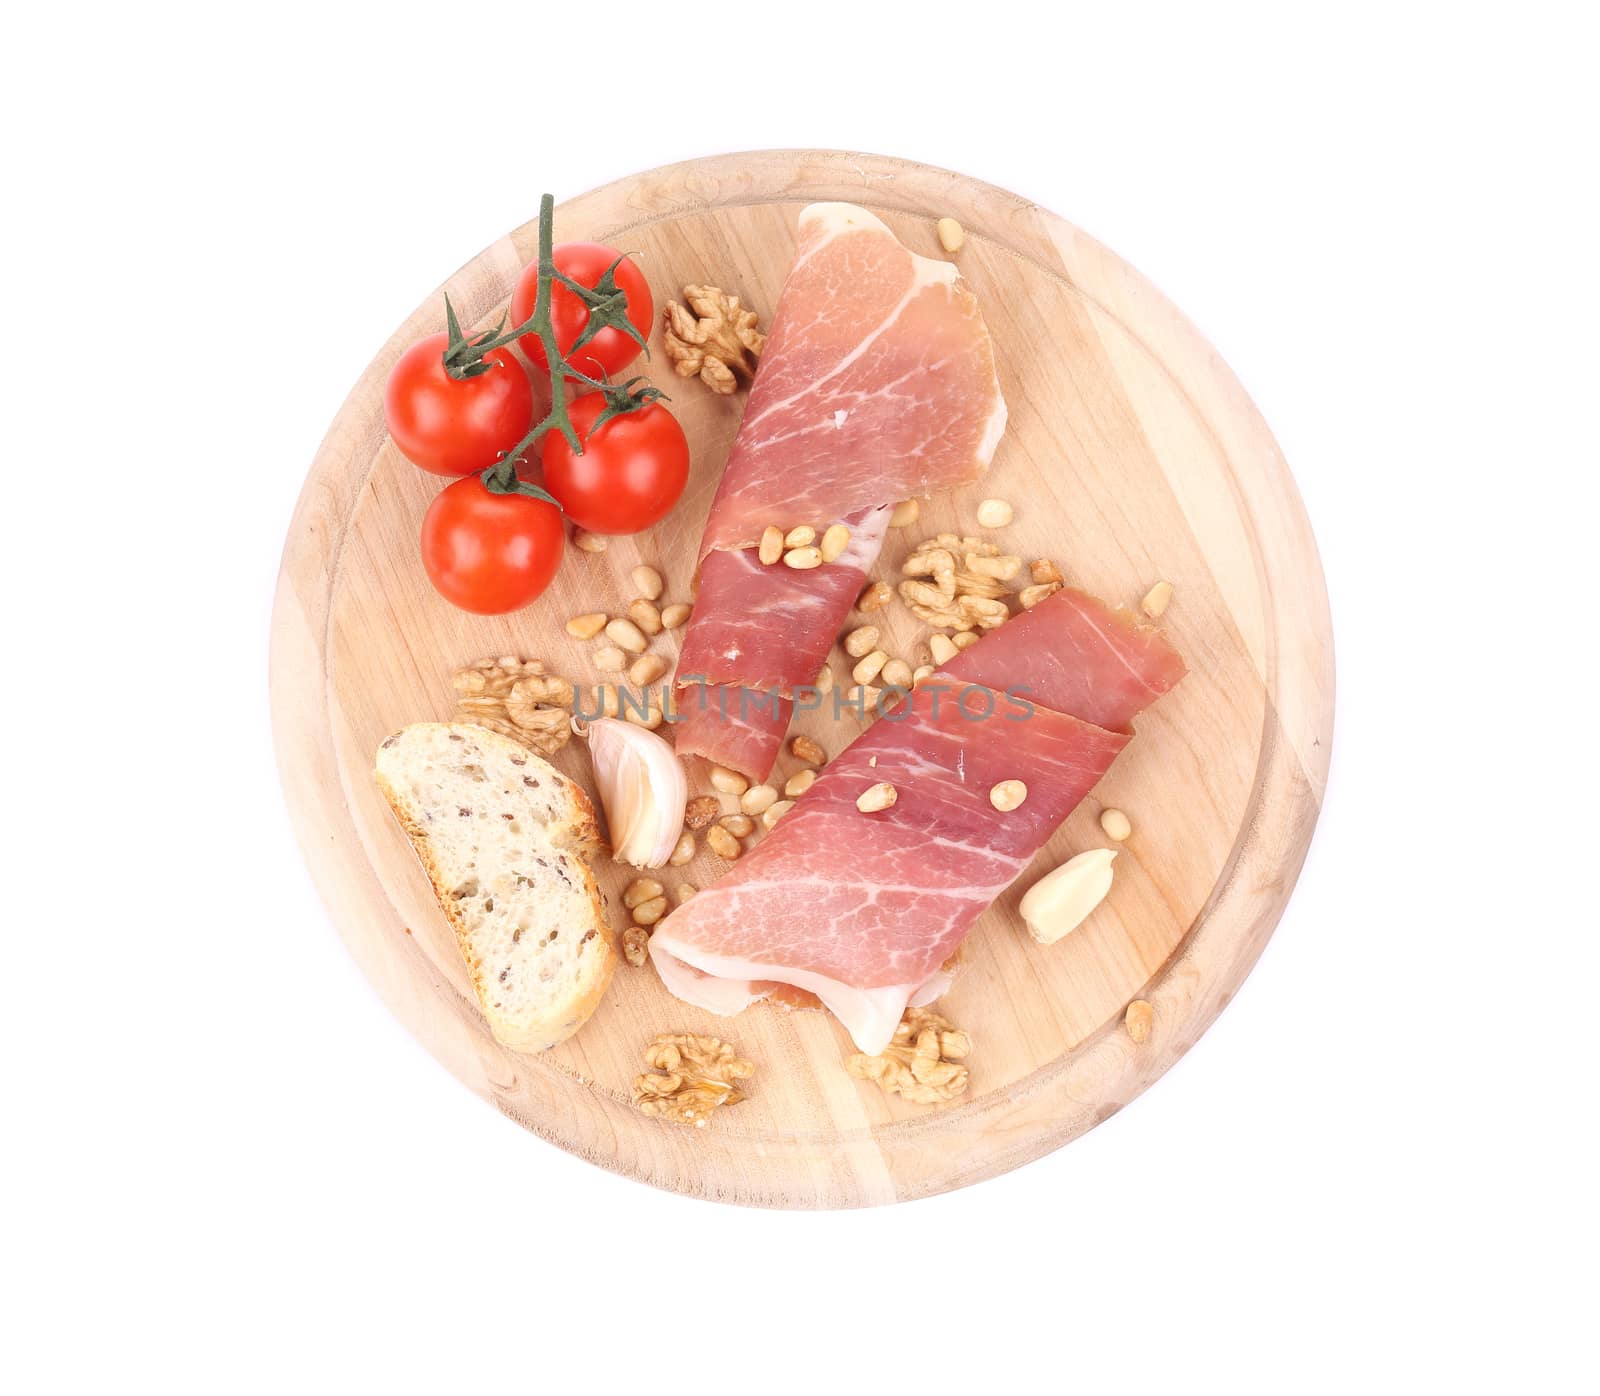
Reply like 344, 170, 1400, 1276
575, 717, 688, 869
1019, 848, 1117, 945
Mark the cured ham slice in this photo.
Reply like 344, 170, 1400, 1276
650, 589, 1185, 1054
672, 203, 1007, 780
673, 684, 793, 783
937, 586, 1189, 729
677, 505, 890, 694
673, 504, 887, 772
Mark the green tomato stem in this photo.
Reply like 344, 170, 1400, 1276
428, 192, 669, 500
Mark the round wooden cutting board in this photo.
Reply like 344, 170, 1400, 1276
271, 150, 1334, 1208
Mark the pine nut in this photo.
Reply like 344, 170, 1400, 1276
675, 883, 697, 904
719, 813, 755, 838
706, 825, 741, 860
594, 647, 626, 672
857, 580, 893, 612
1141, 581, 1174, 618
790, 734, 827, 765
852, 649, 889, 685
632, 895, 669, 926
1125, 1000, 1153, 1044
912, 665, 935, 685
628, 598, 663, 635
740, 784, 779, 816
928, 633, 959, 665
784, 768, 817, 799
936, 217, 965, 253
668, 831, 696, 865
759, 525, 784, 565
630, 565, 664, 601
856, 781, 898, 813
976, 498, 1014, 528
844, 625, 881, 658
1031, 558, 1064, 586
709, 765, 749, 795
880, 658, 913, 689
846, 684, 881, 710
592, 683, 621, 718
762, 799, 794, 829
624, 695, 664, 728
605, 618, 648, 653
623, 877, 665, 909
951, 631, 981, 651
565, 612, 608, 640
1018, 582, 1062, 610
628, 653, 668, 686
660, 602, 692, 630
813, 663, 835, 694
784, 524, 816, 548
1100, 808, 1132, 841
820, 523, 851, 562
784, 545, 823, 569
889, 499, 921, 527
573, 529, 608, 553
622, 926, 649, 966
990, 779, 1028, 811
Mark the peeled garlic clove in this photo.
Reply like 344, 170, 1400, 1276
1019, 848, 1116, 945
575, 717, 688, 869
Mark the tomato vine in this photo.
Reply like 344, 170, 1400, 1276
435, 193, 667, 504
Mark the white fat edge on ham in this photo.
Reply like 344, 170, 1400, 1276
648, 933, 949, 1056
835, 503, 893, 571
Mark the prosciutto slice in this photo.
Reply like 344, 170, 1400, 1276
673, 203, 1007, 780
651, 589, 1186, 1053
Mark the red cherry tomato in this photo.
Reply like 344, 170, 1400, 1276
383, 333, 533, 477
510, 243, 653, 382
541, 394, 689, 535
419, 474, 564, 614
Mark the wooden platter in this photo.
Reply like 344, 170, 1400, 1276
270, 150, 1334, 1208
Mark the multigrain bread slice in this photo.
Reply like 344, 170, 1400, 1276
374, 722, 616, 1052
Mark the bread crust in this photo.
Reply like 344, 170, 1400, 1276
375, 723, 617, 1052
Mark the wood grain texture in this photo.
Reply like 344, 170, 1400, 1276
270, 150, 1334, 1208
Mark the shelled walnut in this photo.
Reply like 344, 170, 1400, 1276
898, 534, 1021, 631
451, 657, 574, 756
632, 1033, 755, 1127
845, 1006, 972, 1104
662, 285, 766, 394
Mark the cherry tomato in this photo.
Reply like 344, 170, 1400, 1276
510, 243, 653, 382
419, 474, 564, 614
384, 334, 533, 477
541, 394, 689, 535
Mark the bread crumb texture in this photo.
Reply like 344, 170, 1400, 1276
375, 723, 614, 1052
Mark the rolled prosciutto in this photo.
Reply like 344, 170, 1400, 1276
673, 202, 1007, 781
651, 589, 1186, 1054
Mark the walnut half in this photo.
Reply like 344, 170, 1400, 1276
846, 1006, 972, 1104
632, 1033, 754, 1128
662, 285, 766, 394
451, 656, 574, 757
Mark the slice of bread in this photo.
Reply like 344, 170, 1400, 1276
375, 722, 616, 1052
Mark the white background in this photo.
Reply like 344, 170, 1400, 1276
4, 3, 1595, 1391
